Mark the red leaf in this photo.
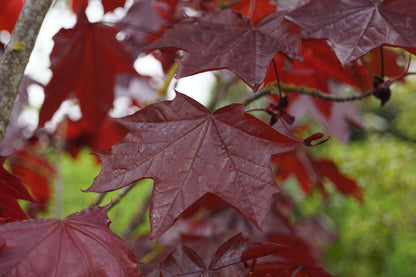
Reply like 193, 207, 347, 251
272, 148, 362, 200
102, 0, 125, 13
249, 262, 336, 277
59, 116, 128, 158
7, 150, 55, 212
39, 12, 137, 130
160, 233, 287, 276
0, 206, 141, 276
149, 10, 301, 91
71, 0, 88, 12
0, 158, 34, 222
285, 93, 364, 144
288, 0, 416, 64
362, 46, 407, 79
265, 40, 368, 118
317, 159, 363, 201
86, 92, 301, 236
227, 0, 277, 22
0, 0, 24, 32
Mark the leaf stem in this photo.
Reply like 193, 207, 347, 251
90, 192, 107, 206
108, 184, 136, 210
122, 194, 151, 239
157, 62, 178, 98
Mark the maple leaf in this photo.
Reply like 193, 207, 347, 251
249, 262, 337, 277
361, 46, 406, 80
0, 206, 141, 276
272, 147, 363, 201
288, 0, 416, 64
159, 233, 288, 276
0, 0, 24, 32
0, 158, 35, 222
265, 39, 368, 118
86, 92, 301, 236
227, 0, 277, 22
72, 0, 125, 13
101, 0, 125, 13
38, 11, 137, 130
149, 9, 301, 91
58, 116, 128, 158
8, 150, 55, 207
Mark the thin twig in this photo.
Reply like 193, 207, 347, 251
108, 184, 136, 210
244, 83, 374, 106
122, 194, 152, 239
90, 192, 107, 206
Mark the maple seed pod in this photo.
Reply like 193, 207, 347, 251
373, 76, 391, 106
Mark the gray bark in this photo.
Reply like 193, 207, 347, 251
0, 0, 53, 145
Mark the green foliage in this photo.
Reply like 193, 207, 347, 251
48, 149, 152, 235
292, 80, 416, 276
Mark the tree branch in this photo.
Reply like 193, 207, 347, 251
244, 82, 374, 106
0, 0, 53, 144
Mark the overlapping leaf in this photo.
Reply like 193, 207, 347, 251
38, 12, 137, 130
288, 0, 416, 64
72, 0, 125, 13
272, 147, 363, 200
87, 92, 301, 236
159, 233, 289, 276
149, 9, 301, 91
58, 116, 128, 158
0, 158, 34, 222
265, 39, 368, 118
0, 206, 141, 276
8, 150, 55, 208
227, 0, 277, 22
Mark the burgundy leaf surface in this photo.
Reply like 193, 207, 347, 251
38, 12, 137, 130
159, 233, 288, 276
149, 9, 301, 91
0, 158, 34, 222
272, 147, 363, 201
288, 0, 416, 64
86, 92, 301, 236
0, 206, 141, 276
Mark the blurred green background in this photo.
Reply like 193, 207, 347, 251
40, 78, 416, 277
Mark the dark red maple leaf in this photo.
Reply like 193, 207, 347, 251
0, 0, 24, 32
72, 0, 125, 13
86, 92, 301, 236
272, 147, 363, 201
0, 158, 35, 222
288, 0, 416, 64
8, 150, 55, 208
149, 9, 301, 91
265, 39, 368, 118
58, 116, 128, 158
38, 11, 137, 130
101, 0, 125, 13
0, 205, 141, 276
159, 233, 289, 276
227, 0, 277, 22
249, 262, 336, 277
361, 46, 407, 81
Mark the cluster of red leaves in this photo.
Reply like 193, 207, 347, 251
0, 0, 23, 32
1, 0, 416, 276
